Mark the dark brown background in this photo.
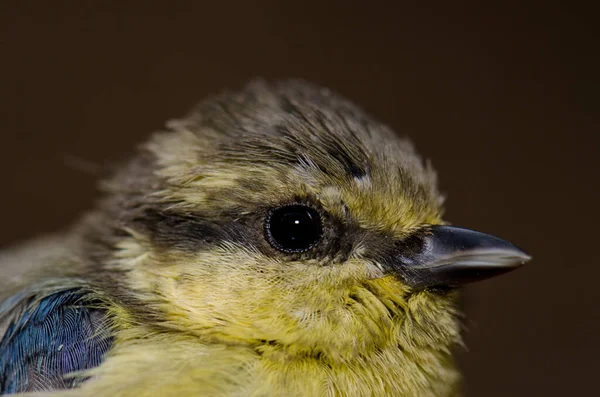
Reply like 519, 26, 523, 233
0, 2, 597, 396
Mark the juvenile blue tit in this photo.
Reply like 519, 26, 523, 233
0, 80, 530, 397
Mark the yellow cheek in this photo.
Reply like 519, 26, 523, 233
142, 250, 406, 357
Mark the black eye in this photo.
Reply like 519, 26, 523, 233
265, 204, 323, 253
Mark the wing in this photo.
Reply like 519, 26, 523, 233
0, 288, 114, 394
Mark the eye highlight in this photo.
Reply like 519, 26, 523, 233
265, 204, 323, 253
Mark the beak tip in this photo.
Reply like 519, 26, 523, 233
520, 252, 532, 263
507, 246, 532, 267
516, 253, 532, 267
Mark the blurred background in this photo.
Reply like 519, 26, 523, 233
0, 2, 597, 396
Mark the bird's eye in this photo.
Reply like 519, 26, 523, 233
265, 204, 323, 253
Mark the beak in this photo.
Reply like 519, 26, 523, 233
395, 225, 531, 288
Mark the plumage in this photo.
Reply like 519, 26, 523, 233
0, 80, 529, 396
0, 290, 112, 394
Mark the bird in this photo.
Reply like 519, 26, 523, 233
0, 80, 530, 397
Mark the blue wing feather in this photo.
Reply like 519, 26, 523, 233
0, 289, 113, 394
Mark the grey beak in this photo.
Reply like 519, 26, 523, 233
396, 225, 531, 288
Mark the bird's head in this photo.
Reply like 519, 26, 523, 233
88, 80, 529, 362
